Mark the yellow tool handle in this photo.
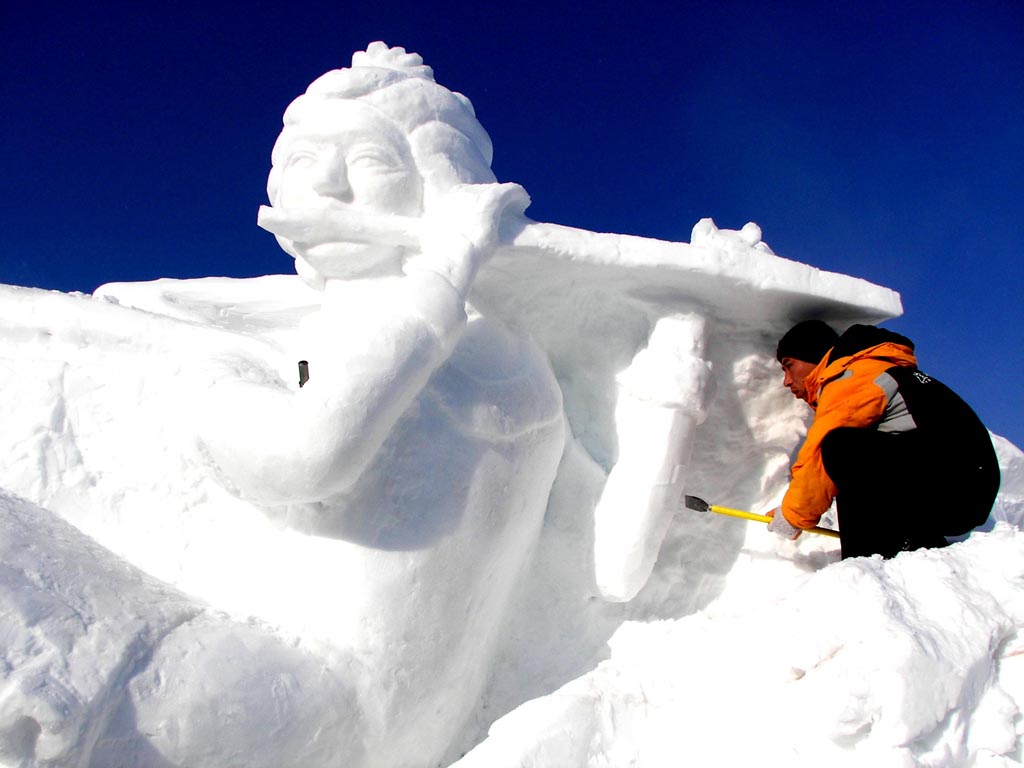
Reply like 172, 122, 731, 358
709, 504, 841, 539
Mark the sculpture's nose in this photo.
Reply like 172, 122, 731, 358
312, 149, 353, 202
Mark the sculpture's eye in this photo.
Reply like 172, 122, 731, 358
285, 150, 317, 171
346, 144, 401, 173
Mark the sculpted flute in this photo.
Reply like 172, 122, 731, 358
256, 205, 903, 323
256, 204, 598, 262
257, 203, 682, 273
257, 205, 424, 250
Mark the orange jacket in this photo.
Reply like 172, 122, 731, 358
781, 341, 918, 529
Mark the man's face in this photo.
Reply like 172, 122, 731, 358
780, 357, 817, 401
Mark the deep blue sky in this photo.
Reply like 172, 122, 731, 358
3, 1, 1022, 448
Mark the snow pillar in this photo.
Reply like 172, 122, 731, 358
593, 312, 713, 602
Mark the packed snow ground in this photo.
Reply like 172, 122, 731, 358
458, 497, 1024, 768
0, 269, 1022, 767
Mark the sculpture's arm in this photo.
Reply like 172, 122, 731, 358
198, 183, 530, 505
592, 313, 715, 602
198, 271, 464, 504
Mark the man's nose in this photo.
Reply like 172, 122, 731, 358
312, 151, 353, 201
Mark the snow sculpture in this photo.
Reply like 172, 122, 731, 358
194, 41, 720, 759
242, 42, 716, 606
193, 42, 568, 765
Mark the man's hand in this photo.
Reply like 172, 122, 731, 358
766, 507, 802, 541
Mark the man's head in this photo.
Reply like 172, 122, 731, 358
776, 320, 839, 401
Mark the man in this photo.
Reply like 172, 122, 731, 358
767, 320, 1000, 559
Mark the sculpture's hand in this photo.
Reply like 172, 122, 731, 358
407, 182, 530, 299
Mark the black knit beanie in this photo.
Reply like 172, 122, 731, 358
776, 320, 839, 364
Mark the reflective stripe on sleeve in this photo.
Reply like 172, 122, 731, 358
875, 370, 917, 433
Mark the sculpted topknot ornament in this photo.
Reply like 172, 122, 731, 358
351, 41, 433, 77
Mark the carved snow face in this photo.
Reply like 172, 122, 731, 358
270, 101, 424, 277
273, 102, 422, 214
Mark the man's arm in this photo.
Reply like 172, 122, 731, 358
779, 368, 889, 529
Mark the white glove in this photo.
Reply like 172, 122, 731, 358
767, 507, 802, 541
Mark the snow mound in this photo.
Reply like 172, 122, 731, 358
456, 524, 1024, 767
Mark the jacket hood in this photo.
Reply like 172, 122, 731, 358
826, 324, 914, 364
804, 340, 917, 408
